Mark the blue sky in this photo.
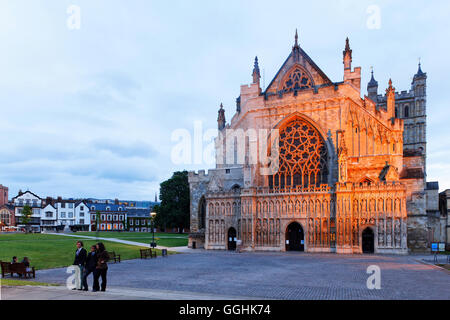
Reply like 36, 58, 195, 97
0, 0, 449, 200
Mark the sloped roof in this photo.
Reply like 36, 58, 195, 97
127, 208, 151, 218
87, 202, 126, 212
264, 44, 333, 95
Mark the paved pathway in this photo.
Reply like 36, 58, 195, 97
1, 284, 260, 300
46, 232, 174, 251
3, 251, 448, 300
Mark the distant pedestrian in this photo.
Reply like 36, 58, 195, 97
93, 242, 109, 292
11, 256, 17, 264
73, 241, 87, 290
81, 245, 98, 291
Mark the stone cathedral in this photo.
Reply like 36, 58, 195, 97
188, 32, 444, 254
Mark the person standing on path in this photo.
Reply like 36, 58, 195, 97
81, 245, 97, 291
92, 242, 109, 292
73, 241, 87, 290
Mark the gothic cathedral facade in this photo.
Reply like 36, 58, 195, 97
188, 32, 441, 254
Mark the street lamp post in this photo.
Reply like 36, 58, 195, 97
150, 211, 157, 248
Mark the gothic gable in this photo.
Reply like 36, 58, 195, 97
264, 46, 333, 96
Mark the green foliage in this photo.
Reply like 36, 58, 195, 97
157, 171, 190, 232
125, 216, 130, 231
21, 205, 33, 232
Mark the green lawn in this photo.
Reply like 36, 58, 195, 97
75, 231, 188, 247
0, 278, 60, 287
0, 233, 156, 270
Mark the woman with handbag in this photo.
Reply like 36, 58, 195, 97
92, 242, 109, 292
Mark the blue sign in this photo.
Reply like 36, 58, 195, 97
431, 243, 438, 252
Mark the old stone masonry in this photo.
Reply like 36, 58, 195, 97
188, 31, 447, 254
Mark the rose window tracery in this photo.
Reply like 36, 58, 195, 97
269, 118, 328, 189
282, 68, 313, 93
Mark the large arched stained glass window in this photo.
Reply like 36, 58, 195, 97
269, 118, 328, 189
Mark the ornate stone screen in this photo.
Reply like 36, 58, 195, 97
269, 118, 328, 189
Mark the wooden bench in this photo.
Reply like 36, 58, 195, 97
140, 248, 157, 259
1, 261, 35, 279
107, 251, 121, 263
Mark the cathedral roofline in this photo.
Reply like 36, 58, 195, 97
263, 35, 333, 96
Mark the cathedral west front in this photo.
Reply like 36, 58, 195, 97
188, 31, 445, 254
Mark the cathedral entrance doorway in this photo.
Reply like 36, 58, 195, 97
362, 227, 375, 254
227, 227, 237, 251
286, 222, 304, 252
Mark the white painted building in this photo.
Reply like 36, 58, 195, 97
75, 201, 90, 231
41, 203, 58, 231
12, 191, 42, 232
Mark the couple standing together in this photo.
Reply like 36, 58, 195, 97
73, 241, 109, 292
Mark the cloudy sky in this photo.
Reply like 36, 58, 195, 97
0, 0, 449, 200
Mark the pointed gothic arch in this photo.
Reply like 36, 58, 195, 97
279, 64, 315, 93
198, 196, 206, 230
268, 114, 329, 189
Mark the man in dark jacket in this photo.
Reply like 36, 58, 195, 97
81, 245, 97, 291
73, 241, 87, 290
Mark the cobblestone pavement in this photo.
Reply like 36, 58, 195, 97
3, 251, 450, 300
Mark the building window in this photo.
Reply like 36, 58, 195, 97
61, 203, 65, 208
80, 206, 84, 211
119, 215, 124, 221
107, 214, 112, 221
101, 214, 106, 221
282, 67, 313, 92
113, 215, 118, 221
0, 211, 10, 225
130, 219, 134, 226
136, 220, 140, 226
106, 206, 111, 211
61, 212, 66, 218
91, 206, 95, 211
404, 106, 409, 118
68, 212, 73, 218
269, 117, 328, 189
80, 219, 84, 225
46, 212, 53, 218
80, 212, 84, 217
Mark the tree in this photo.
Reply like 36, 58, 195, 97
95, 211, 102, 238
153, 204, 164, 231
125, 217, 130, 231
158, 171, 190, 233
21, 205, 33, 233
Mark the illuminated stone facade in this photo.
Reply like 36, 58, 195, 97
189, 33, 439, 254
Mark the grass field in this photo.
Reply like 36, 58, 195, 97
0, 278, 60, 286
0, 233, 156, 270
75, 232, 188, 247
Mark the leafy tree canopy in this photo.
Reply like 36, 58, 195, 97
157, 171, 190, 232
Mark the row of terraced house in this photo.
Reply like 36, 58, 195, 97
0, 189, 159, 233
